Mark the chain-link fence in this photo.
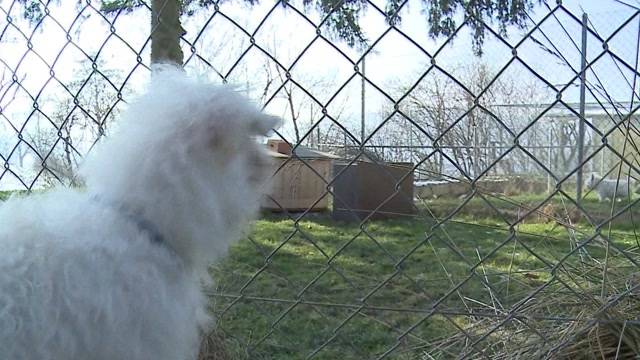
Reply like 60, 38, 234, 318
2, 0, 640, 358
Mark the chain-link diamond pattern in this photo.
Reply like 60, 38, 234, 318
2, 0, 640, 358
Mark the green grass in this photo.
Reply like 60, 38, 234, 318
0, 190, 32, 202
0, 191, 14, 201
209, 212, 640, 359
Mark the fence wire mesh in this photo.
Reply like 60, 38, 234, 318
2, 0, 640, 358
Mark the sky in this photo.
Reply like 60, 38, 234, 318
1, 1, 638, 111
0, 0, 639, 189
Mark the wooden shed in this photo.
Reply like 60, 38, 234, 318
262, 140, 338, 212
332, 161, 415, 221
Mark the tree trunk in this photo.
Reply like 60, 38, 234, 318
151, 0, 185, 65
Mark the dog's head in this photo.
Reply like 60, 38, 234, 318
82, 66, 280, 270
147, 65, 279, 176
108, 65, 280, 191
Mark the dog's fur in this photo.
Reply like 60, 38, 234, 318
0, 66, 278, 360
586, 173, 633, 202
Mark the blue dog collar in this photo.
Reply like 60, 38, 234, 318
91, 195, 168, 248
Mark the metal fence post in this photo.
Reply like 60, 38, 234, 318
473, 121, 479, 178
576, 12, 588, 203
548, 126, 553, 193
361, 56, 366, 145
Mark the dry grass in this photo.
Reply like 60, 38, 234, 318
483, 266, 640, 359
198, 331, 232, 360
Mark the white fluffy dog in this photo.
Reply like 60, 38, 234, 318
0, 67, 278, 360
586, 172, 632, 202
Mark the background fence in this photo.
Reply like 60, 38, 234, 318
2, 0, 640, 358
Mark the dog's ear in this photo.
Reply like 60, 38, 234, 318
252, 114, 281, 136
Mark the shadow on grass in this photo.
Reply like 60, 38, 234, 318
209, 211, 640, 359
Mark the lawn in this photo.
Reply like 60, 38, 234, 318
2, 189, 637, 358
0, 191, 15, 201
208, 204, 640, 359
